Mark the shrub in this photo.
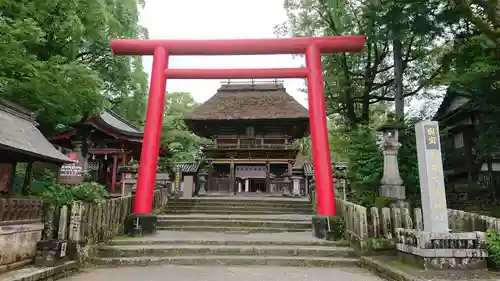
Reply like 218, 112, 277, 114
485, 228, 500, 269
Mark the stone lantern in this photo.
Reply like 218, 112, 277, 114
377, 113, 406, 204
197, 170, 208, 196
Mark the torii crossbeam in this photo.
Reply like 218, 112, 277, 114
110, 36, 365, 235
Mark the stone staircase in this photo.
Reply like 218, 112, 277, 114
91, 197, 358, 267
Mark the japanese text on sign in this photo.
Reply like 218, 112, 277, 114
424, 125, 440, 150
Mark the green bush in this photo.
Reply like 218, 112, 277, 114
42, 181, 108, 207
485, 228, 500, 269
71, 182, 108, 203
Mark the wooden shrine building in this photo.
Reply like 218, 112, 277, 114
48, 109, 168, 195
184, 81, 310, 195
0, 99, 72, 196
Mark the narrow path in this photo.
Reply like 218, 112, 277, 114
64, 265, 384, 281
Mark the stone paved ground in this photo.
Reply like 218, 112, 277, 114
66, 265, 385, 281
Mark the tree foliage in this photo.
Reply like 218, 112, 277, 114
279, 0, 500, 205
0, 0, 148, 133
277, 0, 446, 126
159, 92, 210, 170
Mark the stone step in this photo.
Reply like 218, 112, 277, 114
108, 234, 349, 247
169, 198, 310, 202
168, 200, 312, 208
0, 261, 78, 281
165, 208, 311, 215
157, 219, 312, 229
97, 244, 356, 258
166, 204, 311, 211
91, 255, 359, 268
157, 226, 310, 233
158, 214, 312, 221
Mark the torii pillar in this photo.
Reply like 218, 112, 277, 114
110, 36, 365, 236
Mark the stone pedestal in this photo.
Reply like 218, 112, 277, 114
396, 228, 488, 270
124, 213, 157, 237
379, 133, 405, 200
292, 176, 301, 196
34, 240, 68, 267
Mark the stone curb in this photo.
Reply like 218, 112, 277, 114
157, 220, 312, 229
91, 256, 360, 268
0, 261, 79, 281
96, 244, 356, 258
107, 239, 346, 246
358, 257, 418, 281
156, 226, 310, 233
165, 210, 311, 215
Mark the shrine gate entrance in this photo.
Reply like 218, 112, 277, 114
110, 36, 365, 219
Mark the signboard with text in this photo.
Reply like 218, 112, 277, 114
415, 121, 449, 233
58, 153, 84, 185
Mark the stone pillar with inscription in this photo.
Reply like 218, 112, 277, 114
396, 122, 488, 270
415, 121, 449, 233
174, 167, 181, 198
377, 114, 406, 204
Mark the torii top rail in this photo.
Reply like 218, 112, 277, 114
109, 36, 366, 216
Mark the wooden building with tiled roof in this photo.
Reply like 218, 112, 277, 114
48, 109, 169, 196
184, 81, 310, 195
0, 99, 72, 195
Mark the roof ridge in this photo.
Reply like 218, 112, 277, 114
103, 108, 141, 131
0, 99, 37, 124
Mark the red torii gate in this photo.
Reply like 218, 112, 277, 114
110, 36, 365, 235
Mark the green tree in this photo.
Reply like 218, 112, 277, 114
448, 0, 500, 48
277, 0, 445, 127
160, 92, 210, 170
0, 0, 148, 133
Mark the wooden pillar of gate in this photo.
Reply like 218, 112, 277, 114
230, 160, 235, 194
265, 161, 270, 192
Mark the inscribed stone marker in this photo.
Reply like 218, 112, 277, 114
415, 121, 449, 233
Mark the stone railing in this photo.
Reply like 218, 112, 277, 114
336, 198, 499, 263
336, 198, 368, 249
43, 188, 169, 244
448, 209, 500, 232
367, 205, 424, 239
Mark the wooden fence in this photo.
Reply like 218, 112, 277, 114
43, 188, 169, 243
336, 198, 500, 247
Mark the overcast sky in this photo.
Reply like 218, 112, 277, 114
138, 0, 308, 107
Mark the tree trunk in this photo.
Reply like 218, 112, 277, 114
393, 37, 404, 140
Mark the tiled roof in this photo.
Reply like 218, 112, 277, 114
185, 83, 309, 121
175, 162, 200, 173
99, 109, 142, 134
302, 162, 347, 177
0, 99, 72, 163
